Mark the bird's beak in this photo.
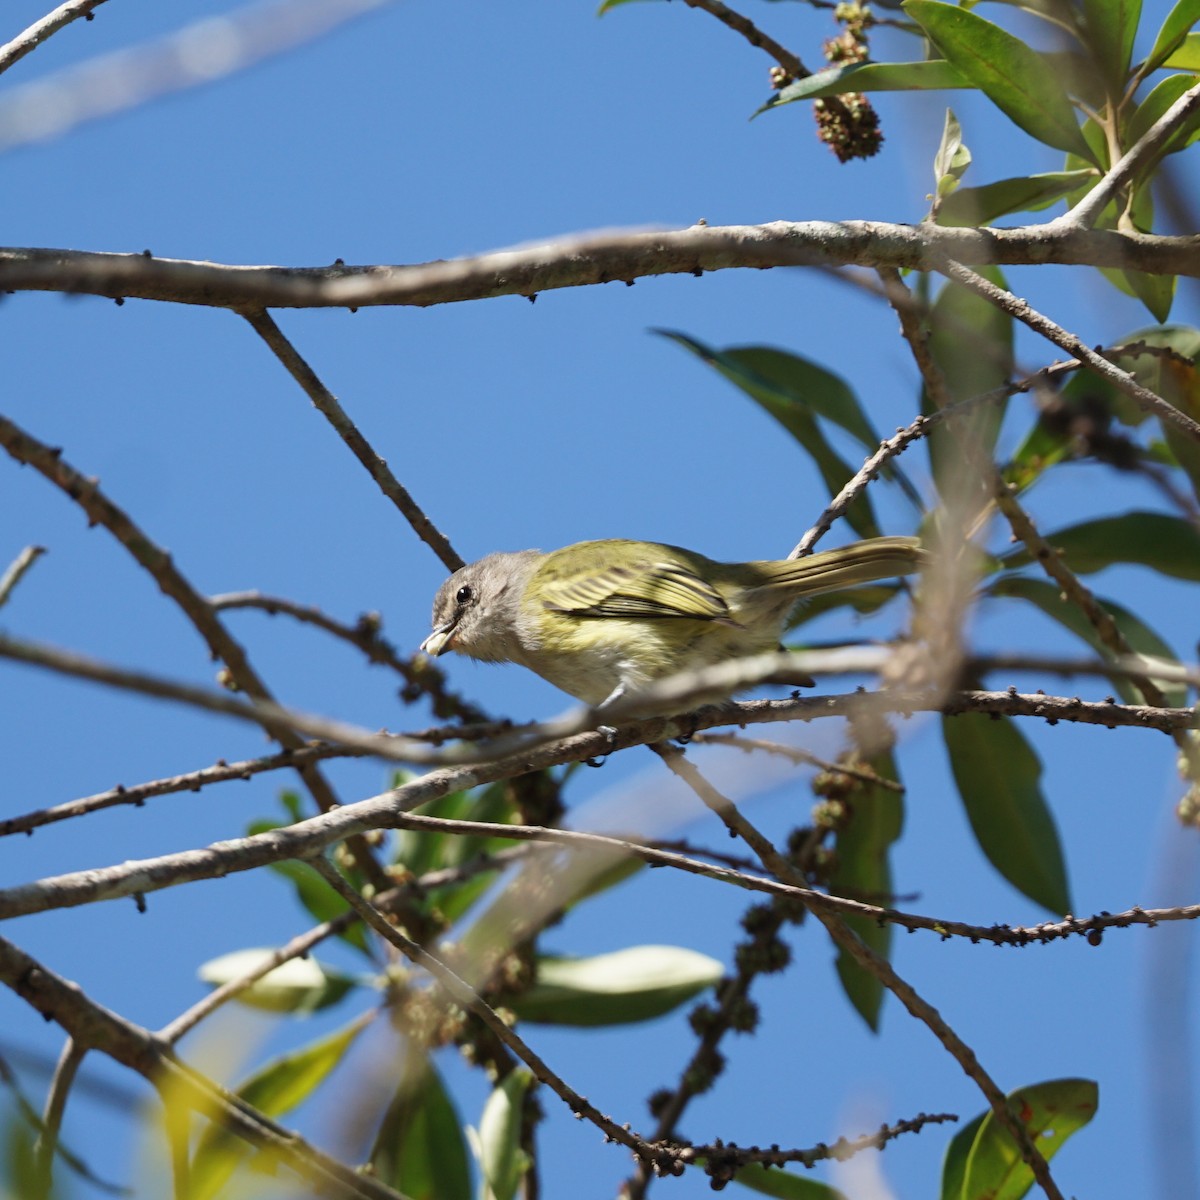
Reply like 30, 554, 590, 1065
420, 623, 455, 657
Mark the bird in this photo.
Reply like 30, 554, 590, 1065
420, 536, 923, 716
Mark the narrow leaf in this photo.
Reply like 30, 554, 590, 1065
658, 330, 882, 539
511, 945, 723, 1026
924, 269, 1013, 497
196, 948, 365, 1014
999, 510, 1200, 580
940, 1111, 987, 1200
934, 108, 972, 197
756, 60, 967, 114
942, 713, 1071, 914
828, 752, 904, 1030
722, 1161, 849, 1198
1145, 0, 1200, 73
988, 575, 1186, 706
964, 1078, 1098, 1200
371, 1058, 472, 1200
477, 1071, 533, 1200
1082, 0, 1142, 89
904, 1, 1094, 159
1164, 31, 1200, 70
936, 169, 1097, 226
192, 1017, 369, 1199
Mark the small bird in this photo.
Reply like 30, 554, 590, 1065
420, 536, 923, 715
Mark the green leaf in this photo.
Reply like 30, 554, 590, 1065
989, 575, 1186, 706
658, 331, 884, 539
904, 1, 1095, 159
256, 854, 369, 955
475, 1071, 533, 1200
756, 60, 968, 113
940, 1110, 987, 1200
999, 510, 1200, 579
1164, 31, 1200, 70
934, 108, 972, 198
1002, 411, 1076, 494
370, 1058, 472, 1200
511, 945, 723, 1026
924, 268, 1013, 497
935, 169, 1097, 226
1146, 1, 1200, 73
597, 0, 658, 11
1082, 0, 1142, 89
196, 948, 366, 1014
828, 752, 904, 1030
1127, 74, 1200, 161
942, 714, 1071, 914
192, 1016, 369, 1200
963, 1078, 1098, 1200
720, 1161, 849, 1198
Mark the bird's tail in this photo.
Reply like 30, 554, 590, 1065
753, 536, 924, 596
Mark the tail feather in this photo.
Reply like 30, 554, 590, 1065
753, 536, 924, 596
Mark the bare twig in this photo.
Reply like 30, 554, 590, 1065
656, 745, 1064, 1200
877, 265, 1165, 710
681, 0, 807, 78
2, 223, 1199, 311
683, 1110, 959, 1176
0, 936, 404, 1200
0, 544, 46, 608
33, 1039, 88, 1198
1053, 79, 1200, 231
0, 744, 360, 837
240, 310, 463, 572
935, 258, 1200, 445
690, 731, 904, 790
0, 0, 109, 78
0, 408, 392, 889
790, 359, 1084, 557
306, 856, 680, 1176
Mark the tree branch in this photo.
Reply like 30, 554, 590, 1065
241, 309, 463, 571
0, 0, 109, 78
1, 222, 1197, 310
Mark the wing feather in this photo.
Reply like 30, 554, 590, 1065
540, 561, 731, 622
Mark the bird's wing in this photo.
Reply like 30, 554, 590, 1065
539, 560, 732, 622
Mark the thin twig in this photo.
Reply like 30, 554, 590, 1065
158, 848, 526, 1043
0, 744, 360, 837
690, 731, 904, 790
1054, 79, 1200, 231
0, 936, 404, 1200
0, 408, 390, 890
306, 856, 680, 1176
790, 360, 1083, 557
0, 544, 46, 608
241, 309, 463, 572
679, 0, 858, 141
878, 266, 1171, 715
935, 258, 1200, 445
683, 1110, 958, 1176
655, 745, 1064, 1200
33, 1039, 87, 1198
0, 0, 109, 78
210, 589, 487, 722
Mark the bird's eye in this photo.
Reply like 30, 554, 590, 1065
456, 585, 474, 605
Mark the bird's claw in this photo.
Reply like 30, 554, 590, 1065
583, 724, 619, 768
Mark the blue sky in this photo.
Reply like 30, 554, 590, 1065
2, 1, 1198, 1197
